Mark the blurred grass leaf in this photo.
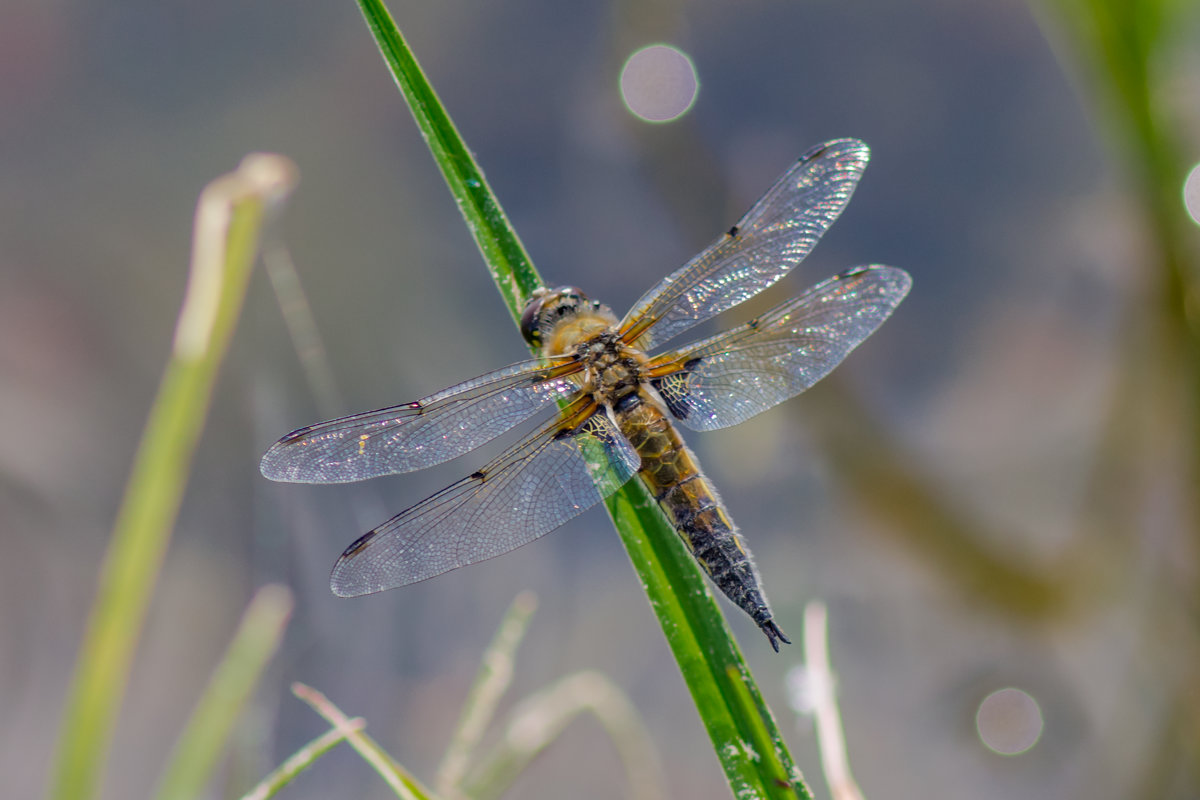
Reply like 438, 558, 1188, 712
47, 154, 297, 800
153, 584, 294, 800
293, 684, 436, 800
436, 592, 538, 797
1035, 0, 1200, 543
463, 669, 668, 800
239, 717, 366, 800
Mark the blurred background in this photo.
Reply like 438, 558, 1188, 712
4, 1, 1200, 798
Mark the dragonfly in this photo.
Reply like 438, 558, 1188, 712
261, 138, 911, 651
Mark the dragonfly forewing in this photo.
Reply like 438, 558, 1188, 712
618, 139, 871, 351
260, 357, 580, 483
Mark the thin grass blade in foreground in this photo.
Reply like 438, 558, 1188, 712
787, 603, 866, 800
152, 584, 294, 800
464, 670, 668, 800
47, 155, 298, 800
239, 717, 365, 800
435, 592, 538, 799
293, 683, 436, 800
353, 2, 810, 796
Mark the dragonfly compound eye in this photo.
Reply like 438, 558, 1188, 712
520, 286, 590, 347
519, 294, 547, 346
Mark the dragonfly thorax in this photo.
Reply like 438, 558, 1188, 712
571, 331, 649, 407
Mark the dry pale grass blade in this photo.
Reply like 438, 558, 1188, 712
787, 602, 865, 800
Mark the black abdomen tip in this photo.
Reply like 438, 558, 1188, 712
761, 620, 791, 652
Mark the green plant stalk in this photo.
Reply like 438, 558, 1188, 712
152, 584, 294, 800
355, 0, 539, 313
352, 2, 810, 795
47, 155, 297, 800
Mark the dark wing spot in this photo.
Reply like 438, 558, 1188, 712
470, 469, 487, 481
801, 141, 829, 161
652, 372, 694, 421
280, 421, 328, 444
727, 225, 739, 238
340, 531, 376, 559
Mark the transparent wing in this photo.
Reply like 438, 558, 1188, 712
619, 139, 871, 352
260, 357, 581, 483
329, 400, 640, 595
647, 266, 911, 431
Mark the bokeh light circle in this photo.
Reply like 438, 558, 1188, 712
975, 687, 1044, 756
619, 44, 699, 123
1184, 162, 1200, 226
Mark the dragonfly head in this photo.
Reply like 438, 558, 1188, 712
520, 286, 617, 355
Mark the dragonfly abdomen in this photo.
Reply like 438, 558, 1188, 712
613, 389, 791, 651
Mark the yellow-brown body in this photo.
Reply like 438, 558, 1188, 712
614, 388, 779, 638
524, 289, 785, 647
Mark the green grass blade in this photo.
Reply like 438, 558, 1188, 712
152, 584, 294, 800
292, 684, 437, 800
47, 155, 298, 800
435, 592, 537, 797
238, 717, 365, 800
355, 0, 540, 315
352, 3, 811, 795
464, 670, 667, 800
